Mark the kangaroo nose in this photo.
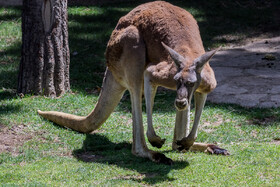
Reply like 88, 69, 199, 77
175, 98, 188, 110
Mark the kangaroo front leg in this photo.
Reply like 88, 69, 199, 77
176, 92, 207, 150
144, 72, 165, 148
130, 88, 173, 165
172, 106, 190, 150
175, 92, 230, 155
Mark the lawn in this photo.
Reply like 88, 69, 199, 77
0, 1, 280, 186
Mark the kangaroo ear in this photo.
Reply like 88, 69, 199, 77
194, 47, 221, 73
161, 42, 185, 69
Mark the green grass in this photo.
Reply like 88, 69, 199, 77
0, 1, 280, 186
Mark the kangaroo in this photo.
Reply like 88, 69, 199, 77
38, 1, 229, 165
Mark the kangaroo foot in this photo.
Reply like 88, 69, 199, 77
148, 135, 166, 148
175, 137, 195, 151
132, 148, 173, 165
152, 152, 173, 165
206, 144, 230, 155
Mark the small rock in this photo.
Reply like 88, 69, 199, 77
262, 54, 276, 61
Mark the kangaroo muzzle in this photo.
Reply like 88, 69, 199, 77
175, 98, 188, 111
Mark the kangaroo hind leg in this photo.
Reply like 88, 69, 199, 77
120, 26, 172, 164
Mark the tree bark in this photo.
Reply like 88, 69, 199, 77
18, 0, 70, 97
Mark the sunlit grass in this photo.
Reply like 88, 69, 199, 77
0, 2, 280, 186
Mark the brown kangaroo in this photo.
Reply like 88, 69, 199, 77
38, 1, 229, 165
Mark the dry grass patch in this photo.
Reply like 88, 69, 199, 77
200, 114, 229, 133
0, 124, 32, 156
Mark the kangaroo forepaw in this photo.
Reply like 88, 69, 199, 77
207, 144, 230, 155
152, 152, 173, 165
175, 137, 195, 151
148, 135, 166, 148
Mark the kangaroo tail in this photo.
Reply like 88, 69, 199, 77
38, 69, 126, 133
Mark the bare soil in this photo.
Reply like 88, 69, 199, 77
0, 124, 32, 156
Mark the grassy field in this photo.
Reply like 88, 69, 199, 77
0, 1, 280, 186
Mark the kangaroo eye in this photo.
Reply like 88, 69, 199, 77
186, 82, 195, 87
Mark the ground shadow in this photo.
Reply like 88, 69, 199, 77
0, 103, 21, 125
1, 2, 279, 122
73, 133, 189, 184
205, 102, 280, 127
0, 103, 21, 114
0, 89, 18, 100
172, 0, 280, 47
0, 7, 21, 20
0, 42, 21, 93
67, 0, 280, 92
1, 1, 280, 95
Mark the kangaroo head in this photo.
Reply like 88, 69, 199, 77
162, 42, 218, 111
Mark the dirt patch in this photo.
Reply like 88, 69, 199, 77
0, 124, 32, 156
271, 138, 280, 145
0, 123, 5, 130
200, 115, 228, 133
271, 140, 280, 145
0, 123, 74, 157
111, 172, 159, 181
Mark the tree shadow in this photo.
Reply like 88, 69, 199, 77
0, 89, 18, 100
72, 133, 189, 184
0, 39, 21, 99
1, 2, 279, 122
1, 1, 280, 95
67, 0, 280, 93
0, 103, 21, 124
0, 7, 21, 21
172, 0, 280, 47
67, 7, 132, 92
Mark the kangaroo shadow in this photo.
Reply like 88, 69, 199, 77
72, 133, 189, 184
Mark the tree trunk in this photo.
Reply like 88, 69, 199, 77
18, 0, 70, 97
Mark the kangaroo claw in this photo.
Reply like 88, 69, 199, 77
207, 144, 230, 155
176, 137, 195, 151
148, 136, 166, 148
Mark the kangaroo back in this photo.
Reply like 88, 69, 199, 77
106, 1, 205, 68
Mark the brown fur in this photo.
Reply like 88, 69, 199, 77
106, 1, 216, 93
38, 1, 228, 165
